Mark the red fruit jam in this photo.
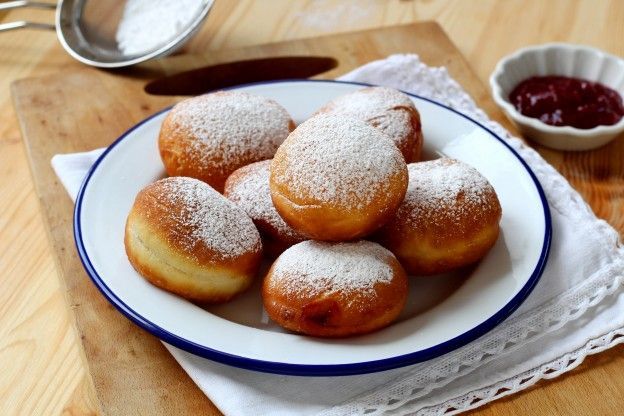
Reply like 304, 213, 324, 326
509, 76, 624, 129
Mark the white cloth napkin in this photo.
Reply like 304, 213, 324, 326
52, 55, 624, 416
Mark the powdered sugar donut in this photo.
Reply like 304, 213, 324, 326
376, 159, 502, 275
224, 160, 307, 256
159, 91, 295, 192
316, 86, 423, 162
270, 114, 408, 241
262, 240, 408, 337
124, 177, 262, 302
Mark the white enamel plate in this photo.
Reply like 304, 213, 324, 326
74, 80, 551, 376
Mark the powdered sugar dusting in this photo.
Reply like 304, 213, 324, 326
272, 114, 406, 209
169, 91, 292, 176
270, 240, 394, 298
401, 159, 495, 226
154, 177, 261, 260
116, 0, 206, 55
317, 86, 416, 149
224, 160, 306, 242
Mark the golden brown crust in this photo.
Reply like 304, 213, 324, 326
315, 87, 424, 162
223, 160, 306, 255
405, 106, 423, 162
124, 177, 263, 302
269, 182, 406, 241
378, 222, 500, 276
262, 241, 408, 337
259, 234, 295, 258
158, 91, 295, 192
375, 159, 502, 275
269, 114, 408, 241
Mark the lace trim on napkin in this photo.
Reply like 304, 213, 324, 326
423, 327, 624, 415
316, 55, 624, 416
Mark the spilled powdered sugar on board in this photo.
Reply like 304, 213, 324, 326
294, 0, 376, 31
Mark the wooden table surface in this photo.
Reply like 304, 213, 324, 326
1, 1, 623, 415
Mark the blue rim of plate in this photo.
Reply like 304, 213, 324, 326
73, 79, 552, 376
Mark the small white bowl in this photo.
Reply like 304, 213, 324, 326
490, 43, 624, 151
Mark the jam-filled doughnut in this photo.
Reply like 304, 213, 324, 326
262, 240, 408, 337
376, 158, 502, 275
224, 160, 307, 256
316, 86, 423, 162
124, 177, 263, 302
158, 91, 295, 192
270, 114, 408, 241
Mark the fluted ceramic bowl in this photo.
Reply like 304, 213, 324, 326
490, 43, 624, 151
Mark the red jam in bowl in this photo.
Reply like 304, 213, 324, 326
509, 76, 624, 129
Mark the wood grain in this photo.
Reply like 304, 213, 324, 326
12, 71, 211, 416
13, 22, 512, 415
1, 1, 623, 415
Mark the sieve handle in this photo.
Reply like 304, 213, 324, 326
0, 1, 56, 11
0, 20, 55, 32
0, 1, 56, 32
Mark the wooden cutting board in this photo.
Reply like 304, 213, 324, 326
11, 21, 620, 415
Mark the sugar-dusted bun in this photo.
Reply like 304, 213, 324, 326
270, 114, 408, 241
316, 86, 423, 162
376, 159, 502, 275
262, 240, 408, 337
124, 177, 263, 302
224, 160, 307, 256
158, 91, 295, 192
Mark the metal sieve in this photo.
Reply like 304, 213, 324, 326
0, 0, 214, 68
